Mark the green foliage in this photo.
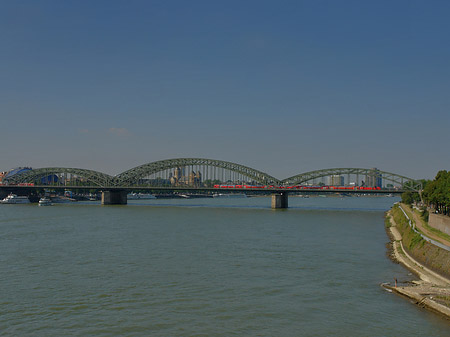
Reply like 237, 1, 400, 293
401, 191, 420, 205
422, 170, 450, 215
420, 207, 429, 222
420, 179, 431, 190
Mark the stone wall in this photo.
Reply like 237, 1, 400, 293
429, 213, 450, 235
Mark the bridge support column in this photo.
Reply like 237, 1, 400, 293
101, 190, 127, 205
271, 192, 288, 209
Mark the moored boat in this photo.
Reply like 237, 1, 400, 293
212, 193, 247, 198
1, 194, 30, 204
88, 193, 98, 201
127, 193, 156, 200
38, 197, 52, 206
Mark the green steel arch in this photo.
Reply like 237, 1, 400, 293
115, 158, 281, 186
281, 168, 422, 191
4, 167, 114, 187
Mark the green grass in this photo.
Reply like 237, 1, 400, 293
392, 205, 409, 229
404, 204, 450, 244
409, 231, 425, 250
385, 216, 391, 228
391, 204, 425, 250
423, 222, 450, 243
413, 208, 429, 224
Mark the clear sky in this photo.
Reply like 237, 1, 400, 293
1, 0, 449, 180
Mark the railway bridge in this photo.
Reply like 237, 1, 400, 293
1, 158, 421, 208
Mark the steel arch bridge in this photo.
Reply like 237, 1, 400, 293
281, 168, 422, 190
5, 167, 114, 187
114, 158, 281, 186
2, 159, 422, 191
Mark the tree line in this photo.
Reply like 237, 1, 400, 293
422, 170, 450, 216
402, 170, 450, 216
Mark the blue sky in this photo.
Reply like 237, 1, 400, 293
1, 0, 449, 180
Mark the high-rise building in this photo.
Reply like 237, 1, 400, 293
329, 175, 344, 186
174, 167, 182, 180
366, 168, 382, 187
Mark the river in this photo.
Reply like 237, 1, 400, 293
1, 196, 449, 335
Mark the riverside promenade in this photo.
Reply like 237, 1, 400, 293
384, 204, 450, 319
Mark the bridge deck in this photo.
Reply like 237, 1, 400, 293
0, 185, 405, 194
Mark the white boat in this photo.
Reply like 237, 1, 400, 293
38, 197, 52, 206
212, 193, 247, 198
1, 194, 30, 204
88, 194, 97, 201
127, 193, 156, 200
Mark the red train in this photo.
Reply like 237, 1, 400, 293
213, 184, 382, 190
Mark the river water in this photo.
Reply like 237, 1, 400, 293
1, 196, 449, 336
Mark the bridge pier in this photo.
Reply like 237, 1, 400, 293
271, 192, 288, 209
101, 190, 127, 205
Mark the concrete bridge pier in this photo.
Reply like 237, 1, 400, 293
101, 190, 127, 205
271, 192, 288, 209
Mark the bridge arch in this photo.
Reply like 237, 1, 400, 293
281, 168, 422, 191
114, 158, 281, 186
4, 167, 114, 187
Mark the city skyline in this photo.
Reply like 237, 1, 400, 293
1, 1, 450, 180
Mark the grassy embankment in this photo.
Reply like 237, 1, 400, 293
390, 204, 450, 280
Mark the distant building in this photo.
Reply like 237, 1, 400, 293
170, 167, 202, 186
0, 167, 33, 184
5, 167, 32, 178
366, 168, 382, 188
41, 175, 59, 184
329, 175, 344, 186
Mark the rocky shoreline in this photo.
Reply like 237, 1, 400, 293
384, 208, 450, 320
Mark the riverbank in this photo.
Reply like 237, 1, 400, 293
384, 204, 450, 320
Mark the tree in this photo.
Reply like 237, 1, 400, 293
401, 191, 420, 205
422, 170, 450, 215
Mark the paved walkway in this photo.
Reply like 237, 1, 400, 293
400, 203, 450, 248
385, 209, 450, 318
389, 224, 449, 286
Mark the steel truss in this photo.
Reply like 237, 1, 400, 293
4, 167, 114, 187
114, 158, 281, 186
281, 168, 422, 191
3, 161, 421, 191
